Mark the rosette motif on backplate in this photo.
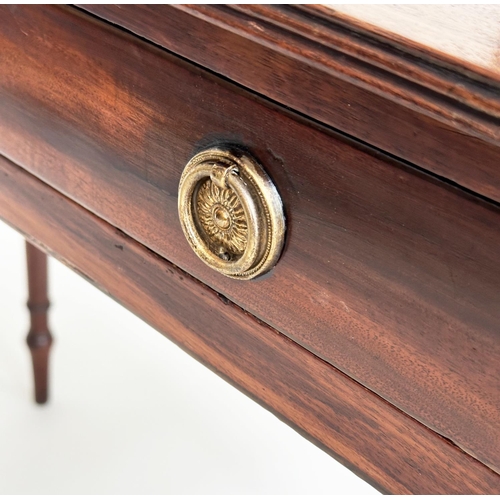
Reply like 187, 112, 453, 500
196, 179, 248, 258
178, 147, 285, 280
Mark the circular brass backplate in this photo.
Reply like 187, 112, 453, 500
178, 147, 285, 280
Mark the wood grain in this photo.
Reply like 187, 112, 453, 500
1, 153, 499, 494
80, 4, 500, 203
0, 5, 499, 473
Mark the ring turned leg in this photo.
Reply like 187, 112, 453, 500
26, 241, 53, 404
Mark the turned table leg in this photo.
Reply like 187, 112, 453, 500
26, 241, 53, 404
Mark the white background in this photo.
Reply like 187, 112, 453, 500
0, 220, 379, 495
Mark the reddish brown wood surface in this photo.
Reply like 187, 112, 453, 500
0, 5, 499, 473
80, 4, 500, 203
26, 241, 53, 404
1, 154, 499, 494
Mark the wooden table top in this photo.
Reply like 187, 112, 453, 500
324, 4, 500, 81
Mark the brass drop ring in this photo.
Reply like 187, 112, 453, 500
178, 147, 285, 280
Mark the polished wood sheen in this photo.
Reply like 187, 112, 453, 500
0, 6, 499, 474
25, 241, 53, 404
1, 4, 500, 493
0, 154, 499, 494
81, 4, 500, 203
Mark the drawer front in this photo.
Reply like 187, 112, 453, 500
1, 6, 499, 472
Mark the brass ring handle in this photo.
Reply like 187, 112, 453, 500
178, 147, 285, 280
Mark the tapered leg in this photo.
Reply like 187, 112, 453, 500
26, 241, 53, 404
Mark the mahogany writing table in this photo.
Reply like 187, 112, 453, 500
1, 5, 499, 493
